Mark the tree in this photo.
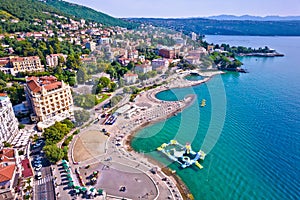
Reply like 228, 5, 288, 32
126, 61, 135, 70
110, 95, 122, 107
123, 87, 131, 94
108, 82, 117, 92
43, 145, 64, 163
98, 77, 110, 88
76, 67, 89, 84
74, 110, 90, 127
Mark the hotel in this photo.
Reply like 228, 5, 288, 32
24, 76, 74, 130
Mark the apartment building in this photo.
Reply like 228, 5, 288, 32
0, 94, 19, 143
0, 56, 44, 76
123, 73, 138, 84
24, 76, 74, 130
152, 58, 170, 69
135, 64, 152, 74
46, 54, 67, 67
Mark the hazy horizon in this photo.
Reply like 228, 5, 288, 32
65, 0, 300, 18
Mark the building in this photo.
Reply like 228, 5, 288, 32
174, 38, 186, 45
135, 64, 152, 74
98, 37, 111, 45
46, 54, 67, 67
155, 65, 168, 74
185, 56, 200, 65
123, 73, 138, 84
152, 58, 169, 70
158, 48, 176, 59
85, 41, 97, 51
0, 146, 17, 200
207, 45, 215, 53
0, 56, 44, 76
24, 76, 74, 130
0, 94, 19, 143
191, 32, 197, 41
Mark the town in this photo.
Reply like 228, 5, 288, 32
0, 3, 245, 200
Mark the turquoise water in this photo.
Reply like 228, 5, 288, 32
185, 75, 204, 81
131, 36, 300, 200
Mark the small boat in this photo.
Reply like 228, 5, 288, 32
200, 99, 206, 107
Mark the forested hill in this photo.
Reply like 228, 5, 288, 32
129, 18, 300, 36
0, 0, 71, 33
46, 0, 137, 29
0, 0, 137, 33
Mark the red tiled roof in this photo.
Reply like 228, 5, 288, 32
124, 73, 138, 77
44, 82, 61, 91
10, 56, 40, 62
0, 164, 15, 183
0, 93, 7, 97
26, 76, 62, 93
27, 80, 42, 93
21, 159, 33, 178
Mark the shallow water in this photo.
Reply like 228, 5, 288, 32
131, 36, 300, 200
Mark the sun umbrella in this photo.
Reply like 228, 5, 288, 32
62, 159, 67, 163
75, 189, 80, 194
66, 169, 71, 173
97, 189, 103, 195
90, 188, 95, 192
68, 182, 74, 187
67, 174, 72, 178
68, 177, 73, 182
81, 187, 87, 192
74, 185, 80, 189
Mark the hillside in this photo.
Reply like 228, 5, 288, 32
0, 0, 71, 33
130, 18, 300, 36
46, 0, 138, 29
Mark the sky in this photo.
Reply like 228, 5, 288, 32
65, 0, 300, 18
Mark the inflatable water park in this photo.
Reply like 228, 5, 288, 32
157, 140, 206, 169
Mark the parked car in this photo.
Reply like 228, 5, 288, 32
35, 157, 42, 161
34, 162, 42, 167
35, 165, 42, 171
36, 171, 42, 180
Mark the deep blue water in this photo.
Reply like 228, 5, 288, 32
131, 36, 300, 200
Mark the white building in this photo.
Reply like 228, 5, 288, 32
135, 64, 152, 74
0, 94, 19, 143
123, 73, 138, 84
152, 58, 169, 69
191, 32, 197, 41
46, 54, 67, 67
98, 37, 111, 45
24, 76, 74, 131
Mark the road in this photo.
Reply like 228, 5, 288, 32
31, 144, 56, 200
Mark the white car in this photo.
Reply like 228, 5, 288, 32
36, 171, 42, 180
35, 156, 42, 161
35, 164, 42, 171
34, 160, 42, 165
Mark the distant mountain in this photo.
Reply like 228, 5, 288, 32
206, 15, 300, 21
46, 0, 138, 29
130, 18, 300, 36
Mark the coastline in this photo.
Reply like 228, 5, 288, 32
122, 70, 225, 199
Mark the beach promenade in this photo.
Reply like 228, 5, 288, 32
53, 70, 223, 200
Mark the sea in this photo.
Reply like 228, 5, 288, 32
131, 36, 300, 200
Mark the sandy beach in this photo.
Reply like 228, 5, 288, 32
102, 70, 224, 199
